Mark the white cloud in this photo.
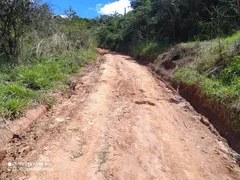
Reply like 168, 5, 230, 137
98, 0, 132, 15
60, 15, 68, 18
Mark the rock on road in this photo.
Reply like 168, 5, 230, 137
1, 50, 239, 180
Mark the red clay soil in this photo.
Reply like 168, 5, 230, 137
174, 83, 240, 154
0, 50, 239, 180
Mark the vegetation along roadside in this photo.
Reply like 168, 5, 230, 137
0, 1, 97, 120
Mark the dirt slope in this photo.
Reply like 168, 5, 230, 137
1, 50, 239, 180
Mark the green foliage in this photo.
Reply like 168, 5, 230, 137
93, 0, 240, 59
130, 42, 168, 60
220, 57, 240, 84
0, 3, 97, 119
0, 1, 53, 59
175, 67, 201, 86
15, 62, 66, 90
0, 83, 39, 118
0, 48, 96, 119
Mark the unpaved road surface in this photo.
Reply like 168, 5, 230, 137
1, 50, 240, 180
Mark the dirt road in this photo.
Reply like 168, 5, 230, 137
1, 50, 239, 180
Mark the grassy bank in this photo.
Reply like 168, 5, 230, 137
0, 48, 97, 119
173, 32, 240, 131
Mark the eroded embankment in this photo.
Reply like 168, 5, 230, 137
172, 82, 240, 153
151, 44, 240, 154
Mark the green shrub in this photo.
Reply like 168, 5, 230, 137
130, 42, 168, 60
174, 67, 201, 85
219, 57, 240, 84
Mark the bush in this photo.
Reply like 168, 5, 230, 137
220, 57, 240, 84
130, 42, 169, 61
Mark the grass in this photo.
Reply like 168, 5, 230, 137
175, 67, 240, 103
173, 32, 240, 131
0, 48, 97, 119
130, 42, 169, 61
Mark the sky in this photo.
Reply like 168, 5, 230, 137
46, 0, 133, 19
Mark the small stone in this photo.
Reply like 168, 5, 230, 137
166, 89, 172, 93
217, 141, 229, 154
55, 118, 65, 123
178, 102, 186, 108
169, 96, 182, 104
200, 117, 210, 126
191, 115, 202, 121
209, 126, 219, 136
88, 121, 94, 126
201, 136, 205, 139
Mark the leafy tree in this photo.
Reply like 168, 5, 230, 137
0, 0, 34, 58
0, 0, 55, 60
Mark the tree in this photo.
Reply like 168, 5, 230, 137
64, 6, 77, 19
94, 0, 240, 53
0, 0, 50, 59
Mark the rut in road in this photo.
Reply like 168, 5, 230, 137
1, 50, 239, 180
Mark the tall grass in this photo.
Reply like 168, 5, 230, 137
0, 18, 97, 119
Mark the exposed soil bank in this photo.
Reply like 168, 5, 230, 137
150, 64, 240, 154
148, 43, 240, 155
0, 105, 47, 162
171, 82, 240, 154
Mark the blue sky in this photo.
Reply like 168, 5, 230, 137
46, 0, 132, 19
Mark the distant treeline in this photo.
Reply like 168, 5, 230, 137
92, 0, 240, 57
